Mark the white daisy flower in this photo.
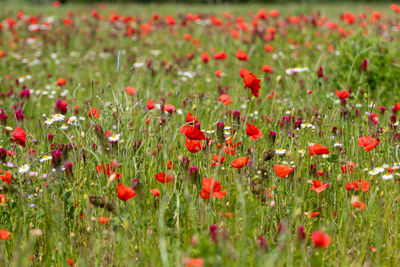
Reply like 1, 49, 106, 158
334, 142, 342, 148
374, 167, 385, 174
109, 134, 120, 142
206, 130, 215, 134
19, 164, 30, 174
52, 113, 65, 122
368, 170, 378, 176
67, 116, 79, 126
382, 173, 393, 180
40, 155, 52, 162
301, 123, 315, 129
44, 118, 54, 125
276, 148, 286, 155
60, 124, 68, 130
298, 149, 305, 155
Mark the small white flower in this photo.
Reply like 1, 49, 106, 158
334, 142, 342, 148
382, 173, 393, 180
301, 123, 315, 129
60, 124, 68, 130
374, 167, 385, 174
368, 170, 378, 176
44, 118, 54, 125
109, 134, 120, 142
67, 116, 79, 126
298, 149, 305, 155
276, 148, 286, 155
322, 154, 329, 159
52, 113, 65, 122
133, 62, 145, 68
206, 130, 215, 134
19, 164, 30, 174
40, 155, 52, 162
224, 126, 231, 130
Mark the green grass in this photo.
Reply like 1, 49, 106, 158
0, 2, 400, 266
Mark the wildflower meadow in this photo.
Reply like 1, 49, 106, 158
1, 1, 400, 266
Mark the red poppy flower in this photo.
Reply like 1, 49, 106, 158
264, 44, 274, 52
219, 94, 232, 105
200, 177, 226, 199
56, 78, 66, 86
340, 161, 356, 173
165, 15, 176, 25
0, 194, 6, 204
213, 51, 227, 60
98, 217, 109, 224
180, 125, 205, 140
210, 154, 225, 166
242, 70, 261, 97
184, 257, 204, 267
358, 136, 379, 152
67, 258, 74, 266
391, 4, 400, 13
309, 144, 330, 155
0, 171, 13, 184
246, 123, 262, 140
186, 138, 202, 153
335, 89, 350, 99
201, 51, 210, 63
215, 70, 223, 77
310, 180, 329, 193
0, 229, 11, 240
352, 200, 366, 210
117, 183, 136, 201
96, 164, 115, 175
88, 106, 100, 119
186, 112, 199, 125
11, 127, 26, 147
273, 164, 294, 178
236, 49, 248, 61
155, 172, 174, 183
125, 86, 137, 95
311, 231, 331, 248
163, 104, 176, 114
147, 99, 155, 110
150, 189, 160, 197
231, 157, 249, 168
261, 65, 274, 73
345, 179, 370, 192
